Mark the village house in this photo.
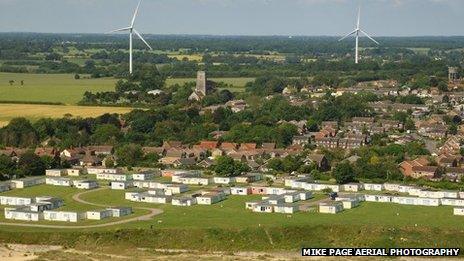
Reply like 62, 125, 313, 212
399, 157, 430, 177
410, 166, 438, 179
306, 154, 330, 171
142, 146, 166, 157
292, 135, 311, 146
74, 180, 98, 190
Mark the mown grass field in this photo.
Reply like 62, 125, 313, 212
0, 104, 132, 127
0, 73, 117, 105
1, 185, 464, 251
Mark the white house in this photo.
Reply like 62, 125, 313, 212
86, 209, 113, 220
107, 207, 132, 217
363, 183, 384, 191
273, 204, 299, 214
197, 192, 227, 205
0, 196, 34, 206
111, 181, 134, 190
46, 177, 73, 187
46, 169, 66, 177
319, 202, 344, 214
231, 187, 251, 195
86, 167, 121, 175
172, 197, 197, 206
252, 203, 273, 213
74, 180, 98, 190
43, 211, 85, 222
11, 177, 45, 189
342, 183, 364, 192
4, 207, 42, 221
454, 207, 464, 216
213, 177, 236, 185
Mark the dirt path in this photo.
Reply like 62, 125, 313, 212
0, 187, 163, 229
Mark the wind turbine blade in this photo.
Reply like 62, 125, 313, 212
133, 29, 152, 50
357, 6, 361, 29
107, 27, 131, 34
360, 30, 380, 45
339, 29, 358, 41
131, 0, 142, 27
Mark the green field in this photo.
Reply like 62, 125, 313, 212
1, 184, 464, 251
166, 77, 254, 91
0, 73, 117, 105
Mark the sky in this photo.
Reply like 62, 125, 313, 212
0, 0, 463, 36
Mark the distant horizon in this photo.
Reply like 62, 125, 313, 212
1, 0, 463, 37
1, 32, 464, 38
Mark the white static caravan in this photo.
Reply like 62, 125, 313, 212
0, 196, 34, 206
46, 169, 66, 177
11, 177, 45, 189
46, 177, 73, 187
299, 191, 313, 201
43, 211, 85, 223
398, 185, 415, 194
0, 182, 10, 192
252, 203, 273, 213
444, 191, 459, 199
459, 192, 464, 199
164, 184, 189, 194
110, 181, 134, 190
441, 198, 464, 207
148, 189, 171, 196
273, 204, 299, 214
4, 207, 42, 221
231, 187, 251, 195
35, 197, 64, 209
213, 177, 235, 185
363, 183, 384, 191
339, 199, 360, 209
454, 208, 464, 216
139, 193, 172, 204
173, 176, 211, 186
74, 180, 98, 190
86, 209, 113, 220
86, 167, 120, 175
262, 196, 285, 205
196, 192, 226, 205
107, 207, 132, 217
384, 183, 400, 192
392, 196, 441, 206
319, 202, 344, 214
125, 192, 141, 201
408, 187, 422, 197
364, 195, 392, 203
66, 168, 81, 176
132, 173, 155, 181
283, 192, 301, 203
342, 183, 364, 192
245, 201, 260, 210
266, 187, 287, 195
284, 177, 311, 188
172, 197, 197, 206
96, 173, 132, 181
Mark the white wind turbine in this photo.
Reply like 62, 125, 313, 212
109, 0, 152, 74
339, 7, 379, 64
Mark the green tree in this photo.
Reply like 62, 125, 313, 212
91, 124, 121, 145
17, 151, 46, 177
115, 144, 143, 167
332, 162, 356, 184
214, 156, 250, 177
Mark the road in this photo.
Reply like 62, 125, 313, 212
0, 187, 163, 229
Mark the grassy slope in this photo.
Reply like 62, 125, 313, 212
1, 185, 464, 250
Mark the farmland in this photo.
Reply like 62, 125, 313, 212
0, 104, 132, 127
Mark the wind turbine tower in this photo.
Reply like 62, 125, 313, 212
109, 0, 152, 74
339, 7, 379, 64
